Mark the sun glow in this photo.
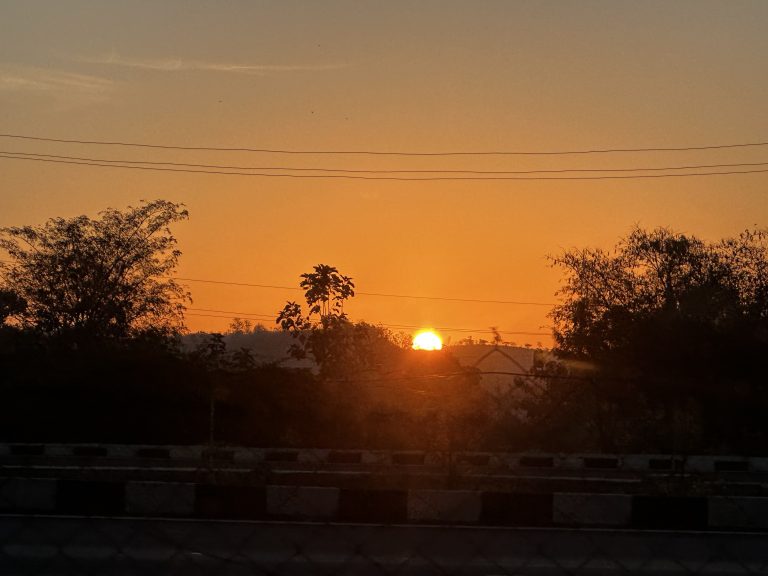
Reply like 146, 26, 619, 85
412, 329, 443, 351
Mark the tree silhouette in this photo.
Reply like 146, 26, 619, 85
276, 264, 354, 362
277, 265, 406, 377
0, 289, 26, 326
542, 226, 768, 452
0, 200, 189, 346
300, 264, 354, 319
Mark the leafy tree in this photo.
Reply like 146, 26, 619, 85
299, 264, 355, 318
544, 226, 768, 452
231, 347, 257, 372
276, 265, 354, 332
0, 289, 26, 325
550, 226, 766, 364
277, 265, 352, 364
228, 317, 253, 334
276, 264, 412, 378
192, 332, 230, 372
0, 200, 189, 346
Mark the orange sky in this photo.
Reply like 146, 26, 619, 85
2, 1, 768, 346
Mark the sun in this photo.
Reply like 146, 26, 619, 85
412, 329, 443, 351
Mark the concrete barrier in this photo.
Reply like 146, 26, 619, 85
553, 493, 632, 526
5, 472, 768, 531
195, 485, 265, 519
632, 496, 708, 530
267, 485, 339, 520
125, 481, 195, 516
708, 497, 768, 530
480, 492, 553, 526
56, 480, 125, 515
3, 443, 768, 479
338, 489, 408, 523
0, 478, 57, 512
408, 489, 482, 523
685, 456, 715, 474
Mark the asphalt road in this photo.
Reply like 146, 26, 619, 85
2, 515, 768, 575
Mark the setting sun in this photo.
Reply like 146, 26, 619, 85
412, 330, 443, 351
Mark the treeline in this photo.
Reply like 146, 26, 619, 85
2, 202, 768, 454
538, 227, 768, 455
0, 328, 490, 450
2, 321, 767, 455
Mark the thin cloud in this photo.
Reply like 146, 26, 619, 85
0, 66, 113, 100
80, 53, 347, 74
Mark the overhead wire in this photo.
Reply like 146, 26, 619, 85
18, 130, 758, 334
3, 132, 768, 156
174, 276, 556, 306
3, 149, 768, 175
3, 266, 551, 337
3, 153, 768, 180
185, 311, 550, 336
2, 261, 557, 305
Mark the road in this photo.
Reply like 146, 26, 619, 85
2, 515, 767, 575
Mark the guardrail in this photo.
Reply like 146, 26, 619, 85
2, 443, 767, 474
2, 477, 768, 530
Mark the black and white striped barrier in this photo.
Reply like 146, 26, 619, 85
3, 443, 768, 474
2, 478, 768, 530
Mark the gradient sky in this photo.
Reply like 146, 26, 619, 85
1, 1, 767, 345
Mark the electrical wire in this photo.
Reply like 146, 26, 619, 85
3, 149, 768, 175
175, 277, 556, 306
188, 307, 275, 319
3, 132, 768, 156
3, 153, 768, 180
185, 311, 550, 336
1, 263, 556, 306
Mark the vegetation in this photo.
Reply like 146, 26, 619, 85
2, 209, 766, 454
531, 227, 768, 453
277, 264, 406, 378
0, 200, 189, 346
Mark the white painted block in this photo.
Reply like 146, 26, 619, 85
486, 454, 506, 468
361, 451, 388, 465
125, 481, 195, 516
168, 446, 203, 460
622, 455, 650, 471
46, 445, 69, 457
266, 485, 339, 519
0, 478, 57, 511
553, 493, 632, 526
685, 456, 714, 473
110, 445, 135, 458
297, 449, 326, 464
561, 455, 584, 469
708, 497, 768, 529
408, 490, 482, 523
499, 454, 519, 467
232, 448, 263, 462
424, 452, 446, 466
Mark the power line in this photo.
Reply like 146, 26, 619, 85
351, 290, 554, 306
379, 323, 550, 336
2, 264, 557, 306
3, 132, 768, 156
328, 370, 594, 383
3, 263, 552, 335
189, 307, 275, 319
176, 277, 303, 292
3, 153, 768, 181
4, 150, 768, 175
185, 311, 550, 336
175, 276, 556, 306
